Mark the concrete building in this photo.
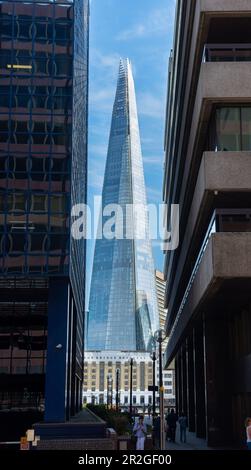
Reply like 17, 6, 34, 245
83, 351, 175, 409
155, 270, 175, 407
163, 1, 251, 447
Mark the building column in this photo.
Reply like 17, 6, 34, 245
175, 355, 180, 413
177, 351, 182, 416
181, 344, 188, 416
193, 320, 206, 438
70, 301, 77, 417
186, 335, 195, 432
45, 278, 70, 422
204, 313, 231, 446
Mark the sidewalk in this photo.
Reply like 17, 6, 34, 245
165, 430, 241, 450
165, 431, 211, 450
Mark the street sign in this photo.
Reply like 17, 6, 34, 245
148, 385, 158, 392
20, 437, 29, 451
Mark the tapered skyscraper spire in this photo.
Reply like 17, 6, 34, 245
87, 59, 159, 351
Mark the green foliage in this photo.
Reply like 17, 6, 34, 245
86, 404, 132, 436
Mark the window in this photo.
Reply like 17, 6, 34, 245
213, 107, 251, 152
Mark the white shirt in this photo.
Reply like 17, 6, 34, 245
246, 425, 251, 442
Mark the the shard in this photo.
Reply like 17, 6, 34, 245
87, 59, 159, 351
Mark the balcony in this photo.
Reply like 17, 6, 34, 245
164, 229, 251, 367
203, 43, 251, 63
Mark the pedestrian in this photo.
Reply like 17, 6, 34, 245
179, 412, 188, 443
166, 408, 177, 443
148, 404, 152, 418
133, 416, 147, 450
245, 417, 251, 450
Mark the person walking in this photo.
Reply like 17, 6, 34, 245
166, 409, 177, 443
133, 416, 147, 450
245, 417, 251, 450
179, 412, 188, 443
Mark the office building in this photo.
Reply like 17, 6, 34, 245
83, 350, 174, 409
0, 0, 89, 439
87, 59, 159, 352
163, 0, 251, 447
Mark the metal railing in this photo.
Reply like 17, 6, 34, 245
203, 43, 251, 63
168, 213, 217, 341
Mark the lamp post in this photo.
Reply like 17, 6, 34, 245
129, 358, 133, 417
150, 349, 156, 445
106, 374, 109, 409
110, 376, 113, 409
116, 368, 120, 412
154, 329, 167, 451
107, 374, 112, 409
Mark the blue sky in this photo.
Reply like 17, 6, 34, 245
87, 0, 176, 298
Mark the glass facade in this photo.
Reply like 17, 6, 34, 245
209, 106, 251, 152
0, 0, 89, 431
87, 59, 159, 352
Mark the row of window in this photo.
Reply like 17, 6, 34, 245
0, 233, 69, 253
0, 121, 71, 133
0, 255, 69, 274
0, 85, 72, 96
0, 193, 68, 212
0, 21, 73, 41
0, 2, 73, 17
0, 95, 72, 110
0, 61, 72, 77
0, 133, 71, 145
0, 155, 70, 172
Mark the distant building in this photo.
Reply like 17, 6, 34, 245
83, 350, 175, 409
87, 59, 159, 352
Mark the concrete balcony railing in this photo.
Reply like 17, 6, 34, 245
165, 151, 251, 332
164, 232, 251, 367
203, 43, 251, 62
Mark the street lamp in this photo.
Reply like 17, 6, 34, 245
154, 329, 167, 451
129, 358, 134, 417
116, 368, 120, 412
107, 373, 112, 409
150, 348, 157, 444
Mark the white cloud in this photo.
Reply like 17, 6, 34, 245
143, 155, 163, 166
116, 4, 175, 41
89, 86, 115, 113
146, 186, 162, 203
137, 92, 164, 119
91, 50, 120, 76
89, 143, 107, 157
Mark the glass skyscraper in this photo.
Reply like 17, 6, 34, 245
87, 59, 159, 352
0, 0, 89, 438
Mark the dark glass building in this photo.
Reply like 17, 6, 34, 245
0, 0, 89, 439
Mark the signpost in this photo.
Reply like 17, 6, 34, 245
20, 437, 29, 451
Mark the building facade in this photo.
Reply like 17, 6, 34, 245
83, 350, 174, 409
87, 59, 159, 352
155, 270, 175, 407
163, 0, 251, 447
0, 0, 89, 438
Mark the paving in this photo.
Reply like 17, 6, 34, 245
165, 430, 211, 450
